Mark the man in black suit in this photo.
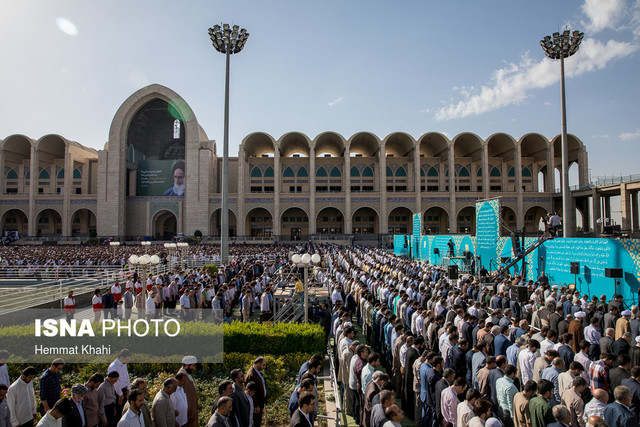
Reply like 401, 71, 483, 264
434, 368, 455, 426
62, 383, 88, 427
604, 385, 640, 427
600, 328, 615, 355
289, 392, 315, 427
363, 372, 388, 427
610, 354, 632, 392
402, 337, 423, 419
614, 332, 632, 358
230, 369, 251, 427
621, 366, 640, 421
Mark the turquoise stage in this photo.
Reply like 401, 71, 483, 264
394, 203, 640, 306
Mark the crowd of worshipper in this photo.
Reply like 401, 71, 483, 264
0, 349, 318, 427
326, 246, 640, 427
0, 244, 296, 274
58, 243, 334, 325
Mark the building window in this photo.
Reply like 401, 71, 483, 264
173, 119, 181, 139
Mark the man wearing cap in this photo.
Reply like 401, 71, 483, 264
39, 359, 64, 416
616, 310, 632, 341
177, 356, 198, 427
62, 383, 88, 427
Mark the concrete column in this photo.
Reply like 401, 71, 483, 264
309, 148, 316, 235
0, 150, 5, 195
28, 146, 38, 237
18, 161, 25, 195
604, 196, 612, 221
62, 145, 72, 237
547, 143, 555, 193
591, 188, 601, 235
632, 191, 639, 233
483, 144, 489, 199
515, 146, 524, 229
621, 183, 632, 231
379, 148, 388, 234
414, 152, 421, 215
273, 151, 281, 237
344, 148, 351, 234
237, 148, 246, 236
449, 147, 457, 233
580, 148, 589, 187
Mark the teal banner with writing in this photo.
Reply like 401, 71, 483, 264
476, 198, 500, 269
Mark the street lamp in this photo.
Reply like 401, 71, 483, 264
208, 23, 250, 264
540, 29, 584, 238
109, 241, 120, 261
291, 252, 322, 323
128, 253, 160, 318
164, 242, 177, 269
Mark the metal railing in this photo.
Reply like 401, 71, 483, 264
0, 265, 123, 279
323, 337, 342, 427
553, 174, 640, 194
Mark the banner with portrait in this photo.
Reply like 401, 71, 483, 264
137, 160, 185, 196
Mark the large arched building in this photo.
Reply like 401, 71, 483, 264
0, 84, 589, 240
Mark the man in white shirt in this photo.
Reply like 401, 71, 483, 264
260, 289, 272, 322
108, 350, 131, 421
117, 390, 145, 427
7, 367, 37, 427
64, 291, 76, 322
170, 374, 189, 426
146, 292, 156, 319
36, 398, 73, 427
518, 340, 539, 385
458, 389, 480, 427
180, 290, 191, 322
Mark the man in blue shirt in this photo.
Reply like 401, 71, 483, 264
494, 325, 511, 357
38, 359, 64, 415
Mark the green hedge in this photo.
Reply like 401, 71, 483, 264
0, 320, 324, 358
223, 321, 325, 355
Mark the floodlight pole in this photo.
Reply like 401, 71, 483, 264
209, 24, 250, 264
540, 30, 584, 238
559, 54, 572, 238
221, 49, 230, 265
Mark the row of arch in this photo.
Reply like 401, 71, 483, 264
209, 205, 551, 237
4, 167, 83, 180
242, 131, 584, 166
250, 163, 534, 179
1, 208, 96, 237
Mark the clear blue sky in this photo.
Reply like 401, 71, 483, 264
1, 0, 639, 179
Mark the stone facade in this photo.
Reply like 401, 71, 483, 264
0, 84, 589, 240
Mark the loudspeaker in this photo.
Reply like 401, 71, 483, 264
605, 268, 623, 278
404, 235, 409, 248
512, 286, 529, 303
434, 248, 439, 255
570, 262, 580, 275
448, 265, 459, 280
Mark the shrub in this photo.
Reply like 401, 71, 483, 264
223, 321, 325, 355
203, 264, 219, 275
